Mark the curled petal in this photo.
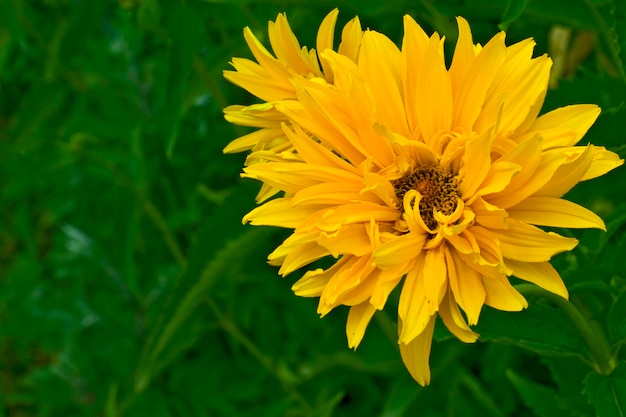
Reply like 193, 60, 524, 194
438, 289, 479, 343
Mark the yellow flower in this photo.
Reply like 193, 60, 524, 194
226, 13, 623, 385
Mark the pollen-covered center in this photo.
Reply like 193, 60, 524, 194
393, 165, 460, 230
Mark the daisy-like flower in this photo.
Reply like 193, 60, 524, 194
225, 11, 623, 385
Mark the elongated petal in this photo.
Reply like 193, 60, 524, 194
438, 289, 479, 343
399, 314, 437, 386
398, 256, 432, 343
359, 31, 408, 135
508, 196, 605, 230
459, 129, 495, 199
452, 31, 507, 131
273, 242, 330, 276
337, 16, 363, 61
449, 16, 477, 93
482, 276, 528, 311
316, 8, 340, 79
492, 219, 578, 262
581, 147, 624, 181
446, 246, 485, 325
416, 33, 452, 142
523, 104, 600, 147
243, 198, 321, 228
292, 257, 348, 297
402, 15, 429, 136
346, 302, 377, 349
534, 145, 595, 197
507, 260, 568, 299
422, 245, 448, 312
374, 231, 428, 271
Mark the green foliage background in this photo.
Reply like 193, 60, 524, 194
1, 0, 625, 416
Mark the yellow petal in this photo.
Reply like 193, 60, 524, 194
402, 15, 429, 136
506, 260, 568, 299
273, 242, 329, 276
534, 145, 594, 197
422, 245, 448, 313
292, 257, 348, 297
525, 104, 600, 147
459, 129, 495, 199
370, 270, 404, 310
223, 70, 294, 102
508, 196, 605, 230
243, 198, 320, 228
346, 302, 377, 349
398, 256, 432, 343
446, 246, 485, 325
358, 30, 408, 135
316, 8, 340, 80
581, 147, 624, 181
477, 160, 521, 197
312, 202, 399, 233
449, 16, 477, 94
223, 128, 285, 154
488, 137, 571, 209
477, 46, 551, 135
452, 31, 507, 131
337, 16, 363, 62
438, 288, 479, 343
482, 276, 528, 311
268, 13, 320, 75
416, 33, 452, 143
282, 123, 360, 173
373, 231, 428, 271
318, 256, 377, 314
291, 182, 381, 207
492, 219, 578, 262
243, 162, 363, 195
471, 196, 508, 229
399, 314, 436, 386
317, 224, 374, 257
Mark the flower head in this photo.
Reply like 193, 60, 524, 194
224, 11, 623, 385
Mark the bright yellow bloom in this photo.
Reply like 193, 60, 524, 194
225, 12, 623, 385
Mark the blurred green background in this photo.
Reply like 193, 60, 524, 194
1, 0, 625, 416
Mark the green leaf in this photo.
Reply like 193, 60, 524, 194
379, 379, 421, 417
506, 370, 568, 417
542, 356, 596, 417
498, 0, 530, 31
608, 291, 626, 345
134, 180, 275, 393
164, 2, 202, 158
475, 299, 587, 357
615, 0, 626, 82
585, 363, 626, 417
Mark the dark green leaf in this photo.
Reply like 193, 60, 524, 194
164, 2, 202, 157
499, 0, 530, 31
585, 363, 626, 417
475, 299, 587, 357
506, 370, 568, 417
542, 356, 597, 417
608, 291, 626, 344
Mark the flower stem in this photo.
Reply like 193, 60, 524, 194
515, 284, 616, 375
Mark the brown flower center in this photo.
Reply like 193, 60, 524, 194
393, 165, 459, 230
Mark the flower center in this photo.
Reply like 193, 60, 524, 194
393, 165, 459, 230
